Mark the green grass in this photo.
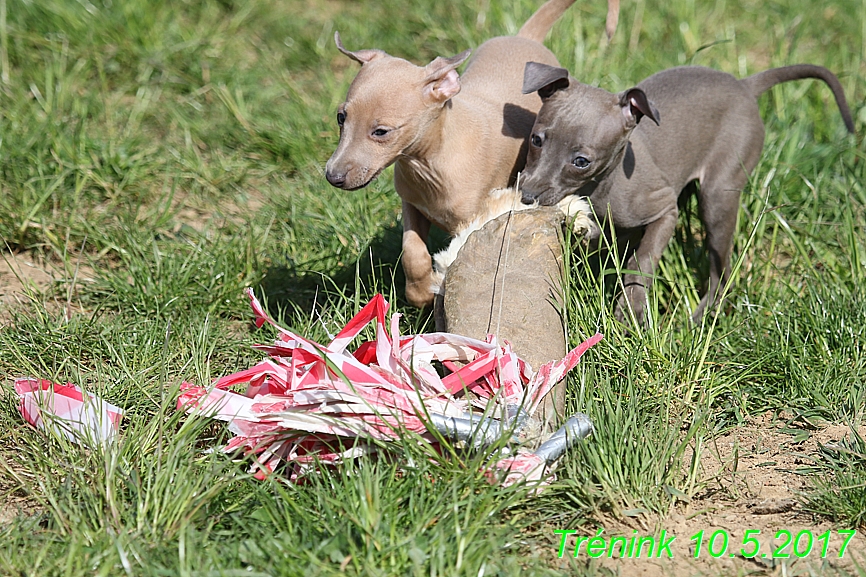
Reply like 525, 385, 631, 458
805, 428, 866, 528
0, 0, 864, 574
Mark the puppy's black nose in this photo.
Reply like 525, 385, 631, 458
520, 190, 538, 205
326, 170, 347, 188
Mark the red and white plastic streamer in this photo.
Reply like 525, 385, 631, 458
14, 377, 124, 447
178, 289, 602, 485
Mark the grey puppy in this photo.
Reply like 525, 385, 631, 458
519, 62, 855, 324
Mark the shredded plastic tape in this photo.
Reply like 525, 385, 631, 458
14, 378, 124, 447
178, 289, 602, 485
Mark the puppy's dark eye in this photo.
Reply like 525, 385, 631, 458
337, 111, 346, 126
530, 134, 542, 148
572, 156, 591, 169
372, 128, 389, 137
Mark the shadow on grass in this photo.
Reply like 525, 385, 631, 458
255, 184, 711, 335
257, 221, 448, 328
675, 183, 711, 287
568, 190, 711, 326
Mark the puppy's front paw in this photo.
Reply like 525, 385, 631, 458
556, 196, 593, 237
614, 286, 647, 326
405, 275, 436, 308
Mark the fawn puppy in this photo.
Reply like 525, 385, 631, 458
326, 0, 619, 307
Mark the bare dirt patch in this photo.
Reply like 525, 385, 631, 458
553, 415, 865, 576
0, 251, 95, 322
0, 252, 54, 317
0, 447, 44, 527
0, 479, 40, 527
155, 187, 266, 238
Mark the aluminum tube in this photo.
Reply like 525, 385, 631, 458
429, 413, 508, 448
533, 413, 594, 463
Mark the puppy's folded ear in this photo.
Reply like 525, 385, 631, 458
334, 32, 386, 64
523, 62, 570, 99
619, 88, 660, 127
425, 50, 471, 76
422, 50, 471, 104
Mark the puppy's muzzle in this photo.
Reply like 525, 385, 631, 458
520, 189, 539, 205
325, 169, 348, 188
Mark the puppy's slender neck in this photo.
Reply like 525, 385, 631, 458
397, 97, 484, 210
591, 137, 631, 188
575, 180, 600, 197
401, 103, 450, 161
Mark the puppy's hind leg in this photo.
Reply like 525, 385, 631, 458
692, 169, 750, 323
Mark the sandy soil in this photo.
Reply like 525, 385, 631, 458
0, 251, 55, 318
0, 249, 99, 325
551, 414, 865, 576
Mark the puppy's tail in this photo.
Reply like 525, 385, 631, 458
742, 64, 855, 133
519, 0, 620, 42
